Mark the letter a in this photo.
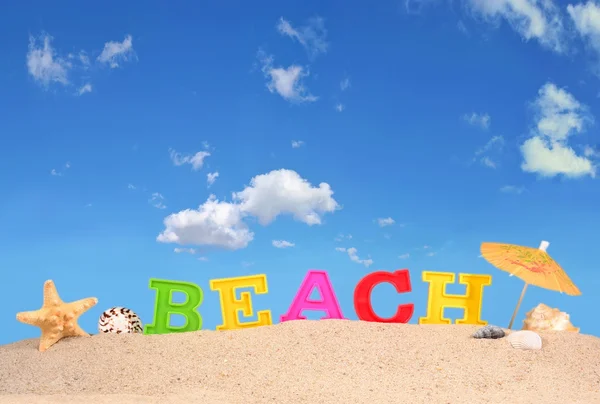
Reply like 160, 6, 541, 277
280, 270, 344, 322
144, 278, 203, 335
418, 271, 492, 325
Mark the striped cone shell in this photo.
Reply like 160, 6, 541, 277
98, 307, 143, 334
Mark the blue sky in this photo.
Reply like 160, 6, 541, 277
2, 0, 600, 344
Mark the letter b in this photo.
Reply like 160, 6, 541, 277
144, 278, 203, 335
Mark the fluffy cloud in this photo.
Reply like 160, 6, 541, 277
257, 51, 317, 103
27, 32, 134, 93
97, 35, 135, 68
377, 217, 395, 227
465, 0, 566, 53
335, 103, 345, 112
157, 169, 339, 250
233, 169, 339, 225
291, 140, 305, 148
77, 83, 92, 96
463, 112, 491, 129
568, 1, 600, 64
157, 195, 253, 250
520, 83, 596, 178
336, 247, 373, 267
27, 34, 71, 86
169, 148, 211, 170
340, 78, 351, 91
474, 135, 504, 168
276, 17, 328, 59
207, 172, 219, 187
398, 253, 410, 259
272, 240, 295, 248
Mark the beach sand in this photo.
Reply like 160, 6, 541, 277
1, 320, 599, 404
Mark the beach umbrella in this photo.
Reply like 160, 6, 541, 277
480, 240, 581, 330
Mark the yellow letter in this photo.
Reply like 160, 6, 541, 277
418, 271, 492, 325
209, 274, 272, 331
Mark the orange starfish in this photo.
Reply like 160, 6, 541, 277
16, 280, 98, 352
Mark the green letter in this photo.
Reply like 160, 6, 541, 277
144, 278, 203, 335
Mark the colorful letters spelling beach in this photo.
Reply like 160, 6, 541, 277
143, 269, 493, 335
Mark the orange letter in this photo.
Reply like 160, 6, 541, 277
418, 271, 492, 325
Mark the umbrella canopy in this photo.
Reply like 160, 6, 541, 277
480, 241, 581, 296
480, 240, 581, 329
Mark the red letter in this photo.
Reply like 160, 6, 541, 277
280, 270, 344, 322
353, 269, 414, 323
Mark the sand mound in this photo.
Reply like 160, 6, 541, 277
1, 320, 599, 404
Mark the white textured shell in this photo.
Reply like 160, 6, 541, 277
98, 307, 143, 334
507, 330, 542, 350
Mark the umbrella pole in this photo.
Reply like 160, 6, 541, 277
508, 283, 529, 330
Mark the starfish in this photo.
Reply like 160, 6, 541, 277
16, 280, 98, 352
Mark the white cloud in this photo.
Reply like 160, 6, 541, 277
127, 183, 136, 190
335, 103, 345, 112
465, 0, 566, 53
474, 135, 504, 169
520, 83, 596, 178
377, 217, 395, 227
521, 137, 595, 177
336, 247, 373, 267
234, 169, 339, 225
480, 156, 497, 168
584, 145, 600, 157
97, 35, 135, 68
272, 240, 295, 248
399, 253, 410, 259
169, 148, 211, 170
475, 135, 504, 154
27, 34, 71, 86
157, 195, 253, 250
149, 193, 166, 209
334, 233, 352, 242
157, 169, 339, 250
463, 112, 491, 129
77, 83, 92, 96
174, 247, 197, 254
568, 2, 600, 64
28, 32, 135, 94
291, 140, 305, 148
340, 77, 351, 91
276, 17, 328, 59
258, 51, 317, 103
500, 185, 525, 194
207, 172, 219, 187
457, 20, 469, 35
50, 161, 70, 176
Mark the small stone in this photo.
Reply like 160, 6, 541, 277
472, 324, 506, 339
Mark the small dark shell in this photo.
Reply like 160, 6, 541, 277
472, 325, 505, 339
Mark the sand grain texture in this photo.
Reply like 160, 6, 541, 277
1, 320, 599, 404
